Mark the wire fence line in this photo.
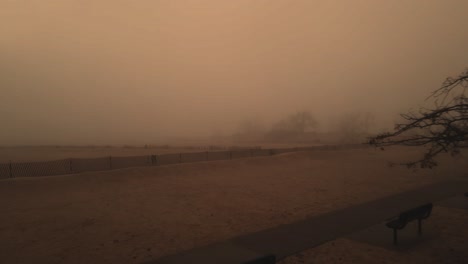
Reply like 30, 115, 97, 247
0, 144, 367, 179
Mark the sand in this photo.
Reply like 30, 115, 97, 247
0, 146, 467, 264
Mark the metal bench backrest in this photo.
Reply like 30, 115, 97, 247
399, 203, 433, 225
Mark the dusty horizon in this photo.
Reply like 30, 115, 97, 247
2, 0, 468, 145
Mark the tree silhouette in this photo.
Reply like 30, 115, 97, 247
369, 69, 468, 168
267, 111, 318, 141
288, 111, 318, 133
272, 111, 317, 133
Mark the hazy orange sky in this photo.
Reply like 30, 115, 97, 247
1, 0, 468, 145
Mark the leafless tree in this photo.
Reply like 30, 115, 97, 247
271, 111, 317, 134
267, 111, 318, 141
369, 69, 468, 168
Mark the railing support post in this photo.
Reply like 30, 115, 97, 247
9, 161, 13, 178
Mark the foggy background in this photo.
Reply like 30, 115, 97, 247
1, 0, 468, 145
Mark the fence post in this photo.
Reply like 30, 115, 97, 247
109, 156, 112, 169
9, 161, 13, 178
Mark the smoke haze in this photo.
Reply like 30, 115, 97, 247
1, 0, 468, 145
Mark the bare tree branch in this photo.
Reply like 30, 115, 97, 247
369, 69, 468, 168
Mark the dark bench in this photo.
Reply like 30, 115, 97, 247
385, 203, 433, 245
